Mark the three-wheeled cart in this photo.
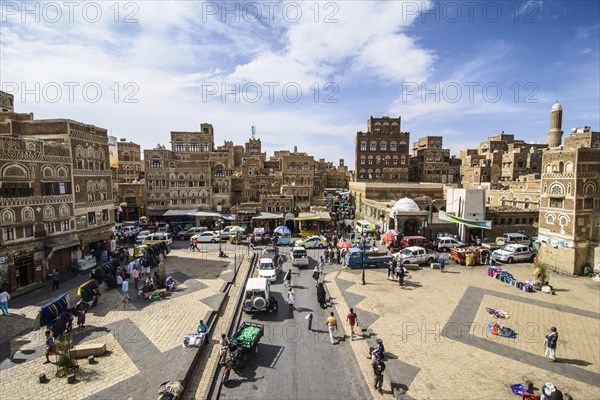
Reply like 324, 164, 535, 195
221, 322, 264, 385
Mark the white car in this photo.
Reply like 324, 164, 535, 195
136, 230, 152, 243
220, 226, 245, 238
142, 232, 173, 246
190, 231, 220, 244
393, 246, 435, 265
256, 257, 277, 282
492, 244, 536, 264
295, 236, 327, 249
436, 237, 465, 252
290, 247, 309, 267
121, 225, 140, 238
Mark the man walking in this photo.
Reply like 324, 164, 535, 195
306, 313, 313, 331
545, 327, 558, 362
388, 258, 396, 281
326, 312, 338, 344
132, 267, 140, 290
287, 288, 295, 312
397, 264, 406, 287
0, 287, 10, 315
372, 356, 386, 393
438, 254, 446, 273
346, 308, 358, 341
51, 269, 61, 290
191, 237, 199, 252
121, 277, 130, 302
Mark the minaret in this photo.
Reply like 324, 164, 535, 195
548, 102, 563, 148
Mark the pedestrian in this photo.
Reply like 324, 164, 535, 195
318, 256, 325, 272
191, 237, 199, 252
312, 266, 321, 285
0, 288, 9, 315
219, 334, 230, 365
132, 267, 140, 290
347, 308, 358, 341
121, 277, 130, 302
397, 264, 406, 287
438, 254, 446, 273
284, 269, 292, 288
545, 327, 558, 362
306, 313, 313, 331
336, 249, 341, 264
287, 288, 295, 312
44, 329, 56, 364
51, 269, 61, 290
326, 312, 338, 344
372, 356, 386, 393
77, 301, 88, 328
388, 258, 396, 280
317, 282, 327, 308
197, 319, 209, 334
324, 248, 329, 264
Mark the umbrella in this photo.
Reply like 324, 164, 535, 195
229, 226, 245, 233
368, 224, 381, 231
381, 232, 396, 242
337, 241, 352, 249
274, 225, 291, 235
385, 229, 400, 236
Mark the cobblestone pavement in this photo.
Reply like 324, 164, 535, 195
0, 248, 235, 400
326, 260, 600, 400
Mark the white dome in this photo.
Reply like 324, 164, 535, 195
390, 197, 420, 217
551, 102, 562, 111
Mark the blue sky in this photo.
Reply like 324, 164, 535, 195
1, 0, 598, 168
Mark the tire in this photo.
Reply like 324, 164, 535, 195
211, 239, 216, 243
507, 257, 514, 264
427, 257, 434, 264
179, 235, 185, 240
319, 243, 325, 249
441, 247, 448, 252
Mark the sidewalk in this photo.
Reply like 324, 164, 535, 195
326, 262, 600, 399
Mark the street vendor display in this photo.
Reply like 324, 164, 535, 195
487, 322, 517, 338
450, 247, 481, 265
486, 308, 510, 319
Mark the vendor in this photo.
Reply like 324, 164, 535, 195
196, 319, 209, 334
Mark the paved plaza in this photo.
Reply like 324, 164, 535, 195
0, 249, 238, 400
326, 260, 600, 399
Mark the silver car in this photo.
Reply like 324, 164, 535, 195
492, 244, 536, 264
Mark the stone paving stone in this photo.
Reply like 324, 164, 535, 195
328, 262, 600, 399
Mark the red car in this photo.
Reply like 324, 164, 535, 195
399, 235, 433, 249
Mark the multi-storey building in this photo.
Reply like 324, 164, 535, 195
355, 116, 410, 182
0, 94, 114, 291
461, 132, 546, 188
409, 136, 460, 183
115, 139, 145, 221
144, 124, 235, 217
275, 148, 316, 208
538, 105, 600, 274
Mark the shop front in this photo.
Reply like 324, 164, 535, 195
45, 239, 81, 276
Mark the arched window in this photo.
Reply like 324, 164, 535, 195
549, 183, 564, 195
565, 162, 574, 173
22, 207, 34, 221
360, 141, 367, 151
559, 215, 568, 226
545, 164, 552, 173
42, 166, 54, 179
1, 209, 15, 224
584, 182, 596, 195
59, 204, 70, 217
390, 142, 397, 152
87, 146, 95, 158
360, 155, 366, 165
545, 214, 555, 224
43, 206, 55, 219
214, 164, 225, 178
370, 142, 377, 151
87, 181, 94, 192
380, 142, 387, 151
57, 166, 68, 178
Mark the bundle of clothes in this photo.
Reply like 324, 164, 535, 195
487, 267, 534, 292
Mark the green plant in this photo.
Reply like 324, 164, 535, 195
534, 262, 549, 285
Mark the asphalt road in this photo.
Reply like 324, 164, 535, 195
219, 248, 372, 400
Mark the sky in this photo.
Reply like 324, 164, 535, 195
1, 0, 599, 168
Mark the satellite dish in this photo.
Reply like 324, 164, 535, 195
571, 128, 576, 134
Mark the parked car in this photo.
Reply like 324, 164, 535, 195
142, 232, 173, 246
262, 246, 280, 266
295, 235, 327, 249
290, 246, 309, 267
393, 246, 436, 265
435, 237, 465, 252
492, 244, 536, 264
121, 225, 140, 238
220, 225, 245, 238
399, 236, 433, 249
136, 230, 152, 244
243, 278, 278, 313
190, 231, 220, 244
178, 227, 207, 240
495, 233, 530, 246
256, 257, 277, 282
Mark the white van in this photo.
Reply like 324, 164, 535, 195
142, 232, 173, 246
496, 233, 530, 246
290, 246, 309, 267
355, 220, 375, 234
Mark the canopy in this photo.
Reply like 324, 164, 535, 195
252, 212, 284, 220
274, 226, 291, 235
439, 211, 492, 230
368, 223, 381, 231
